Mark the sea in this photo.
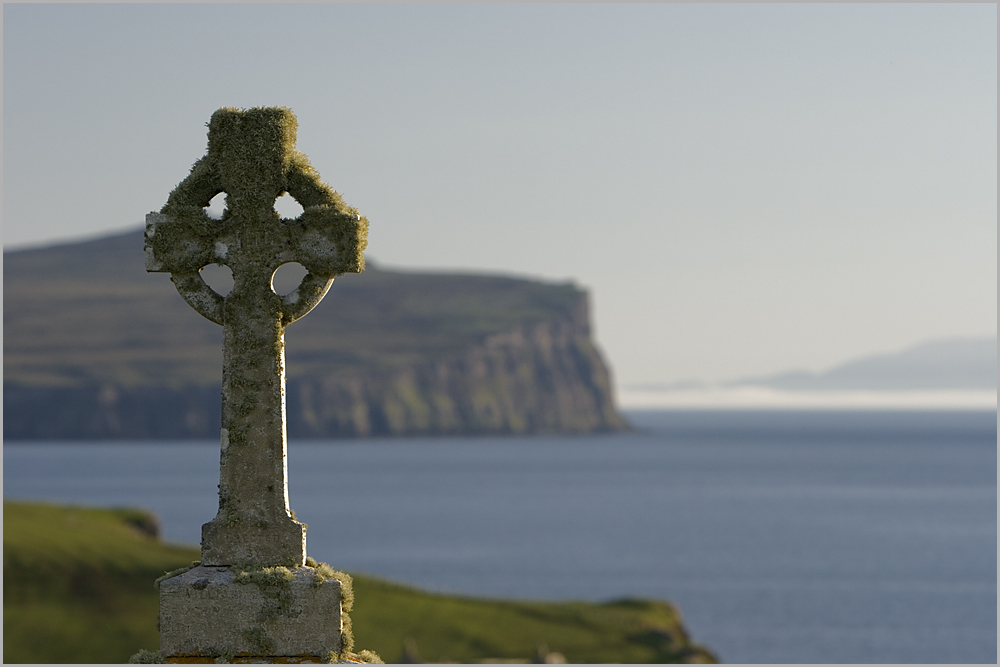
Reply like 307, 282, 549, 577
4, 409, 996, 664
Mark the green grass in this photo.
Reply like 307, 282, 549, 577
350, 577, 716, 664
3, 501, 717, 663
3, 501, 198, 663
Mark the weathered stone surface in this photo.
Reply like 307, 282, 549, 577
159, 566, 342, 660
144, 107, 368, 568
201, 515, 306, 570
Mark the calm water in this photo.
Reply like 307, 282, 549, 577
4, 410, 996, 664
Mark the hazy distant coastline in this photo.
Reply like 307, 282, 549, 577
620, 337, 997, 410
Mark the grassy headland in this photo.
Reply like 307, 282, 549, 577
5, 230, 626, 438
3, 501, 716, 663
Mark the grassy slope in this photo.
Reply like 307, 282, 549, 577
3, 230, 584, 388
3, 501, 197, 663
3, 501, 716, 664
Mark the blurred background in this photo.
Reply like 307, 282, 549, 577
5, 3, 996, 395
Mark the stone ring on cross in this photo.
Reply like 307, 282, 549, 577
145, 106, 368, 327
145, 107, 368, 567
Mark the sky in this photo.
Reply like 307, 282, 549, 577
3, 3, 996, 389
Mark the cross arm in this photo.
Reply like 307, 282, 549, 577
274, 152, 368, 324
144, 157, 230, 325
145, 213, 226, 325
284, 152, 368, 274
164, 156, 224, 211
274, 206, 366, 326
285, 151, 348, 209
148, 155, 227, 274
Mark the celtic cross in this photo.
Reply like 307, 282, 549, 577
145, 107, 367, 566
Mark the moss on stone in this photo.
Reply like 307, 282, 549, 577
241, 626, 277, 656
127, 648, 165, 663
209, 644, 237, 663
153, 561, 200, 589
156, 106, 367, 283
302, 558, 360, 655
230, 565, 296, 624
326, 648, 385, 664
231, 564, 294, 588
354, 648, 385, 663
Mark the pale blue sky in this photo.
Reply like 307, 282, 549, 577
4, 3, 996, 386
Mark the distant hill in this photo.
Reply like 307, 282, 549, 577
4, 229, 626, 439
734, 338, 997, 391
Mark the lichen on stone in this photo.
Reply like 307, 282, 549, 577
325, 648, 385, 664
241, 626, 277, 656
232, 564, 295, 588
354, 649, 385, 664
127, 649, 165, 664
211, 645, 237, 664
303, 558, 357, 652
153, 561, 201, 589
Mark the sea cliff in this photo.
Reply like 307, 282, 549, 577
4, 230, 626, 439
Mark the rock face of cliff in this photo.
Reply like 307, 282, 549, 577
289, 307, 621, 437
4, 230, 626, 439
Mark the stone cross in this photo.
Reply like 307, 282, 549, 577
146, 107, 367, 567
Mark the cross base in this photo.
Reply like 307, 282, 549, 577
159, 566, 343, 661
201, 517, 306, 567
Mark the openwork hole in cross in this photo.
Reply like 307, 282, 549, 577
205, 192, 227, 221
272, 262, 309, 296
275, 192, 304, 220
200, 264, 234, 296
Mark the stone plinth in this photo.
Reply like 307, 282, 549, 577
159, 565, 343, 662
